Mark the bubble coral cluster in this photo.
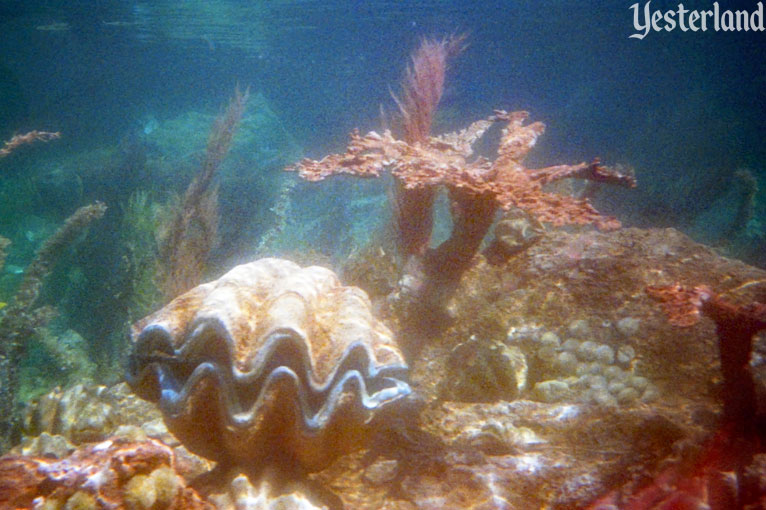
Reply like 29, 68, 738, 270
509, 320, 657, 407
127, 258, 411, 473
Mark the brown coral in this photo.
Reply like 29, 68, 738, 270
127, 258, 411, 473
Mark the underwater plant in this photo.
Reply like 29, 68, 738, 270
120, 190, 164, 323
289, 37, 635, 310
0, 235, 8, 273
0, 202, 106, 453
157, 87, 249, 301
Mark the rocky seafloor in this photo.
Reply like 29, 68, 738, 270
2, 226, 765, 509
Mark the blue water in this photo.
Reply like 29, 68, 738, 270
2, 1, 762, 163
0, 0, 764, 390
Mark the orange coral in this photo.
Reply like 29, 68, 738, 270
645, 284, 710, 327
594, 285, 766, 509
289, 36, 634, 297
289, 109, 634, 282
290, 110, 633, 232
647, 283, 766, 433
0, 130, 60, 158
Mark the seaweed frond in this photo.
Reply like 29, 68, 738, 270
158, 87, 249, 300
0, 236, 8, 273
0, 201, 106, 452
0, 131, 60, 158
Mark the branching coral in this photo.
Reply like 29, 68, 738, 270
157, 87, 249, 301
0, 202, 106, 453
0, 131, 60, 158
289, 37, 634, 300
290, 110, 635, 283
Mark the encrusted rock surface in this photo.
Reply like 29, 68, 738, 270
337, 227, 766, 508
8, 228, 766, 508
411, 227, 766, 404
0, 438, 212, 510
22, 382, 166, 445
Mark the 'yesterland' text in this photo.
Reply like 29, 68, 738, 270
630, 1, 764, 39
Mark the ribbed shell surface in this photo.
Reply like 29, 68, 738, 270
127, 258, 410, 471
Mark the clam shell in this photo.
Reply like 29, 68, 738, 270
127, 258, 410, 471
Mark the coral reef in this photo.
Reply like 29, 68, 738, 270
127, 258, 411, 473
647, 284, 766, 437
289, 38, 636, 303
0, 202, 106, 453
583, 286, 766, 509
311, 227, 766, 509
7, 227, 766, 509
290, 112, 634, 285
0, 437, 212, 510
158, 87, 249, 300
0, 130, 60, 158
16, 381, 214, 482
22, 382, 164, 445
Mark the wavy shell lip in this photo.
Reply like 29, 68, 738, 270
128, 325, 410, 430
126, 258, 411, 470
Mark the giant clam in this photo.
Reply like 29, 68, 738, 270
126, 258, 410, 472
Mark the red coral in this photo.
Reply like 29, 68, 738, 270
591, 286, 766, 509
394, 35, 465, 145
648, 284, 766, 433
